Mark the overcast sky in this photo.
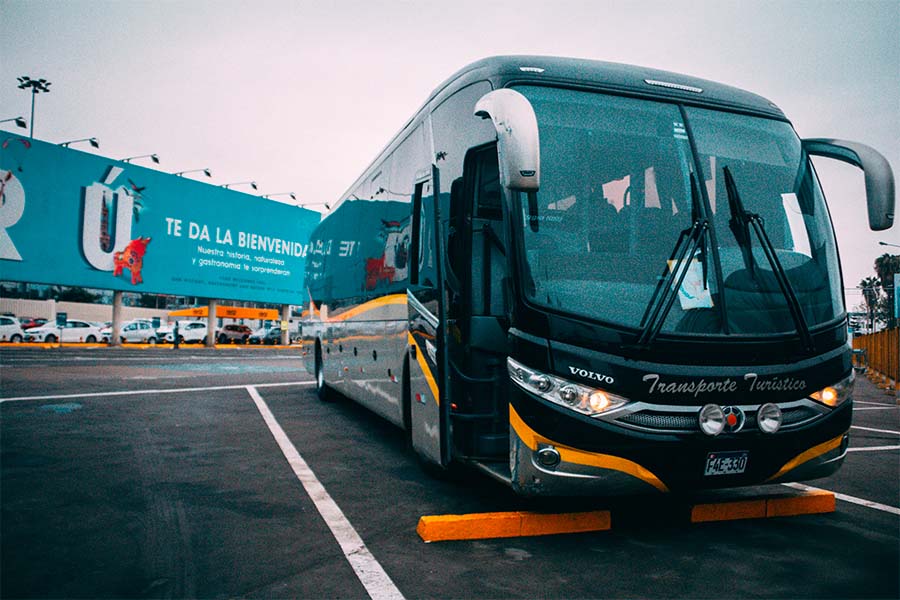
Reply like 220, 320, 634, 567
1, 0, 897, 310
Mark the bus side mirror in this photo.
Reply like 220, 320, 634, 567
474, 89, 540, 191
802, 138, 895, 231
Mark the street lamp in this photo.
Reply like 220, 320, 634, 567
59, 137, 100, 149
299, 201, 330, 210
174, 168, 212, 178
221, 181, 258, 190
0, 116, 27, 129
262, 192, 296, 201
16, 76, 51, 139
879, 241, 900, 249
122, 154, 160, 164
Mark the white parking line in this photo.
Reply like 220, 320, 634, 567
847, 445, 900, 453
854, 406, 898, 411
783, 483, 900, 516
852, 425, 900, 436
0, 380, 314, 403
246, 386, 404, 600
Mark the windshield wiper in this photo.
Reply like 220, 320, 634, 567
636, 172, 709, 349
723, 166, 814, 352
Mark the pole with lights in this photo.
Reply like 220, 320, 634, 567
221, 181, 258, 190
174, 168, 212, 178
0, 116, 27, 129
16, 76, 52, 139
122, 154, 160, 164
59, 137, 100, 149
262, 192, 296, 201
298, 201, 330, 210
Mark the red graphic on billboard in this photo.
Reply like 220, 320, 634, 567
113, 237, 151, 285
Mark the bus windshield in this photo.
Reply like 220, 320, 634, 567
514, 85, 843, 337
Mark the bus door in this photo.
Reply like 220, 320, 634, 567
444, 144, 511, 466
406, 166, 453, 467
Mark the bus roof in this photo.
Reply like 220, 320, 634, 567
431, 56, 786, 119
332, 55, 788, 213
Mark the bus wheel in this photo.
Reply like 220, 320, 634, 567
315, 343, 333, 402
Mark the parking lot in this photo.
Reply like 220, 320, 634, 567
2, 346, 898, 599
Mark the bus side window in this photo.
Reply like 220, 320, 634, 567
475, 150, 501, 220
410, 182, 423, 286
464, 145, 507, 317
447, 177, 466, 287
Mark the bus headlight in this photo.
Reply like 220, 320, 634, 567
507, 358, 628, 417
699, 404, 725, 436
809, 372, 855, 408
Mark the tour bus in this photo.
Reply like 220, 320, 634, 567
301, 56, 895, 496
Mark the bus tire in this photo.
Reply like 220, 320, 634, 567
315, 342, 334, 402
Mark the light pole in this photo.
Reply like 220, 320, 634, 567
122, 154, 160, 164
0, 116, 27, 129
174, 168, 212, 178
221, 181, 257, 190
59, 137, 100, 149
879, 241, 900, 249
262, 192, 296, 201
298, 201, 330, 210
16, 76, 51, 139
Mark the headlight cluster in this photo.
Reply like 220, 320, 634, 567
507, 358, 628, 417
809, 371, 855, 408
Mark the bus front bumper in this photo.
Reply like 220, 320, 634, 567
508, 403, 849, 497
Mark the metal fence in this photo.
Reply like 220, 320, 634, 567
852, 328, 899, 391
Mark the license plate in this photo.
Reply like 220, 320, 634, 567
704, 451, 748, 476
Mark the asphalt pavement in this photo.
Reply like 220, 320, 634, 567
1, 346, 897, 599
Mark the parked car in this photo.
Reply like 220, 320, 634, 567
163, 321, 210, 344
156, 321, 178, 340
18, 317, 48, 330
101, 319, 159, 344
25, 319, 103, 343
0, 315, 25, 342
248, 326, 282, 345
217, 324, 253, 344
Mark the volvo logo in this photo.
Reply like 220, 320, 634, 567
722, 406, 746, 433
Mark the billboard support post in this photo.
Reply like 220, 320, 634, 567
281, 304, 290, 346
206, 299, 218, 348
110, 291, 123, 346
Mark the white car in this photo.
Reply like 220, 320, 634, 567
25, 319, 103, 343
164, 321, 211, 344
0, 315, 25, 343
101, 319, 159, 344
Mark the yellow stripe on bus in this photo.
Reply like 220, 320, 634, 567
509, 404, 669, 493
766, 433, 846, 482
408, 332, 440, 405
326, 293, 407, 322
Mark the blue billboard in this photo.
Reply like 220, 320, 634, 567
0, 134, 320, 304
